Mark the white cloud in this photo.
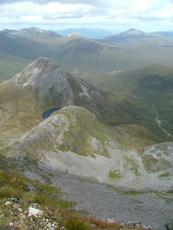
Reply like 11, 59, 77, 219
152, 2, 173, 18
0, 0, 173, 31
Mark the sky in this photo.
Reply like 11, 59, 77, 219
0, 0, 173, 32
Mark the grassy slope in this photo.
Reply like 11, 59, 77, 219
96, 65, 173, 93
0, 155, 144, 230
55, 41, 173, 74
0, 81, 43, 148
113, 124, 156, 154
6, 106, 111, 159
0, 55, 30, 80
85, 65, 173, 141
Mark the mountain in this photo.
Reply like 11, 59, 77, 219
59, 28, 113, 39
103, 28, 173, 48
0, 57, 172, 192
103, 28, 148, 43
0, 58, 150, 143
96, 64, 173, 140
2, 27, 173, 79
13, 27, 61, 37
0, 57, 108, 145
119, 28, 146, 36
53, 37, 117, 72
3, 27, 61, 44
0, 27, 118, 76
57, 37, 104, 55
0, 28, 59, 59
0, 57, 170, 147
5, 104, 173, 192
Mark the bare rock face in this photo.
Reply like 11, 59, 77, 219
13, 57, 75, 106
0, 57, 107, 147
12, 57, 106, 113
142, 142, 173, 173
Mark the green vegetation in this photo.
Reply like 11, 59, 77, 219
113, 124, 156, 154
87, 65, 173, 142
159, 172, 170, 178
9, 106, 111, 159
0, 210, 7, 229
124, 191, 144, 196
0, 80, 44, 148
0, 55, 30, 80
124, 156, 140, 176
0, 170, 72, 208
58, 107, 110, 157
65, 218, 91, 230
109, 170, 122, 180
0, 169, 145, 230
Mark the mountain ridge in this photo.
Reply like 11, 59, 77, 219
2, 27, 173, 79
0, 57, 170, 146
0, 57, 172, 192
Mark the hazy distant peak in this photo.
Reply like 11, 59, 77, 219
22, 27, 45, 33
67, 33, 83, 39
7, 27, 61, 38
119, 28, 146, 36
21, 27, 60, 35
103, 28, 147, 42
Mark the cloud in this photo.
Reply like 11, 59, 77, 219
0, 0, 106, 6
0, 0, 173, 31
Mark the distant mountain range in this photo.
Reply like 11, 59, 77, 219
59, 27, 173, 39
1, 27, 173, 80
103, 28, 173, 43
58, 28, 113, 39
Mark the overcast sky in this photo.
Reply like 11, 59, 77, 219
0, 0, 173, 32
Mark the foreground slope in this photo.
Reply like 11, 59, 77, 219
5, 105, 173, 192
0, 159, 145, 230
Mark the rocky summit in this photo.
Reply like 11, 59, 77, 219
0, 57, 109, 146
